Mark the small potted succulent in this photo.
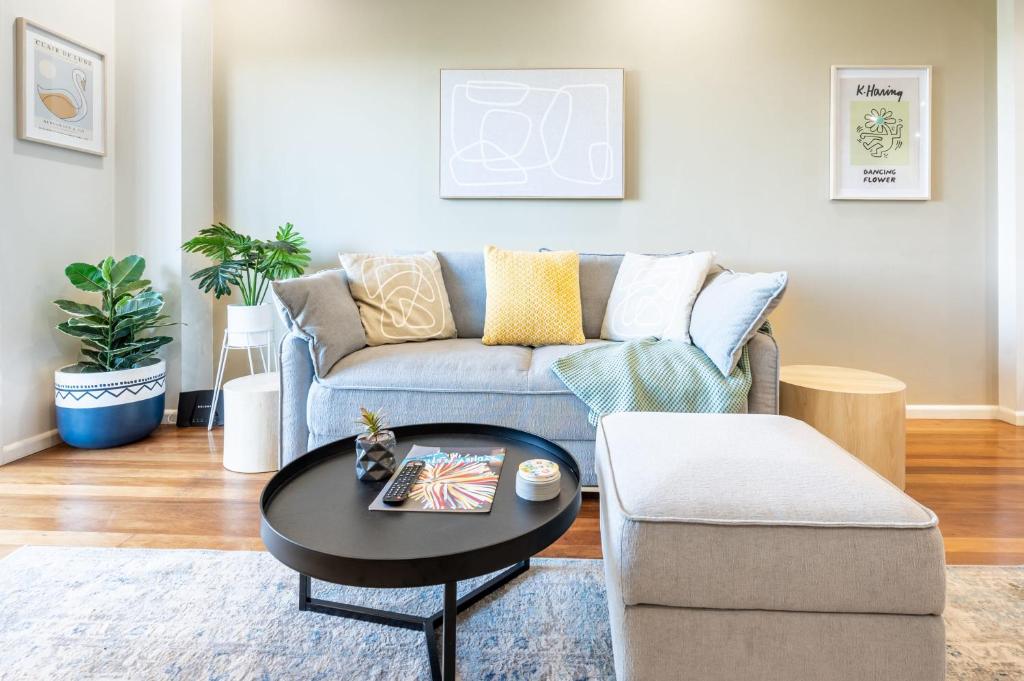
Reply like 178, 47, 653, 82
53, 256, 175, 448
355, 407, 396, 481
181, 222, 311, 347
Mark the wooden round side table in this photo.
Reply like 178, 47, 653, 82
779, 365, 907, 489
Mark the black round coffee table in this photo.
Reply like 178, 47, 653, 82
260, 423, 582, 681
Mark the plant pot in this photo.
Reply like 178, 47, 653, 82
227, 303, 273, 348
355, 430, 397, 481
54, 358, 166, 449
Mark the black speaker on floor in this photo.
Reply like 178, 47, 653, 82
176, 390, 224, 427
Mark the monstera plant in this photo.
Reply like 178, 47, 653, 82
182, 222, 311, 353
53, 256, 174, 449
182, 222, 311, 305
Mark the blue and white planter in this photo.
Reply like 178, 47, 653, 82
54, 359, 165, 449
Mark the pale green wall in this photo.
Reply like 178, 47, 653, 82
212, 0, 997, 404
0, 0, 117, 461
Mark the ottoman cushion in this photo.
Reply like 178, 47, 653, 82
596, 413, 945, 615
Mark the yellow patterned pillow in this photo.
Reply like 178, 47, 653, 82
482, 246, 585, 347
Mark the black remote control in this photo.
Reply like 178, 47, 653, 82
382, 461, 425, 506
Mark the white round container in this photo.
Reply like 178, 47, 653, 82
223, 371, 279, 473
226, 303, 274, 348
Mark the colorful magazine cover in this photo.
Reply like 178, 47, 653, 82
369, 445, 506, 513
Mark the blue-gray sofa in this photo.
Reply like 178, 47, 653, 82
274, 251, 780, 486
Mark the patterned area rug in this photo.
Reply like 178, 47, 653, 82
0, 547, 1019, 680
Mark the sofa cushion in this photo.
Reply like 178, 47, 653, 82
482, 246, 585, 347
596, 412, 945, 615
528, 340, 614, 392
437, 252, 486, 339
271, 269, 367, 378
320, 338, 531, 393
309, 338, 600, 444
578, 253, 623, 339
601, 251, 715, 343
339, 251, 457, 345
690, 268, 788, 375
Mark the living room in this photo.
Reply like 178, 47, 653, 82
0, 0, 1020, 678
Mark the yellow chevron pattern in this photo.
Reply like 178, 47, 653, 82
482, 246, 585, 347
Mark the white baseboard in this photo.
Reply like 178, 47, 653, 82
906, 404, 1024, 425
995, 406, 1024, 426
1, 411, 179, 466
1, 429, 61, 465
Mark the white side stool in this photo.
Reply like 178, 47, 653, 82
223, 371, 279, 473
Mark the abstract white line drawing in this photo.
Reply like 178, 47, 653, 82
441, 69, 623, 199
358, 257, 449, 340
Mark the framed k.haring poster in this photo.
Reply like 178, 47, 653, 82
15, 17, 107, 156
830, 66, 931, 200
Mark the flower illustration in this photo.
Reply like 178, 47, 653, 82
863, 108, 897, 133
409, 459, 499, 511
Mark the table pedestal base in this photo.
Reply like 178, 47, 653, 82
298, 559, 530, 681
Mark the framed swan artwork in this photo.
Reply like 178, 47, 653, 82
15, 18, 106, 156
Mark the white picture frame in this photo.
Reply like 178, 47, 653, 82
15, 17, 107, 156
830, 66, 931, 200
440, 68, 624, 199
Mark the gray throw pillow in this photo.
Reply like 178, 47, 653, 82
690, 268, 788, 376
272, 269, 367, 378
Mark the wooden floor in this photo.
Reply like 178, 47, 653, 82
0, 419, 1020, 564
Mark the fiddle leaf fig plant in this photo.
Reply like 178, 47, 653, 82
181, 222, 311, 305
54, 256, 175, 373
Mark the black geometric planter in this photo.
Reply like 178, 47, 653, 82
355, 430, 397, 482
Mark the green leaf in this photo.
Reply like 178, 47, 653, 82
67, 315, 110, 329
181, 223, 250, 261
110, 256, 146, 286
65, 263, 105, 292
99, 257, 115, 284
72, 361, 107, 373
115, 291, 163, 316
56, 321, 104, 339
53, 299, 103, 317
114, 279, 151, 298
79, 337, 107, 352
190, 262, 243, 299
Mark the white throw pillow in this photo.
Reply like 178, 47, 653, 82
600, 251, 716, 343
339, 251, 457, 346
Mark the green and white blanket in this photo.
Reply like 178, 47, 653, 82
551, 328, 769, 426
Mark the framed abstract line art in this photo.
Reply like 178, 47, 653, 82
830, 66, 931, 200
15, 18, 107, 156
440, 68, 624, 199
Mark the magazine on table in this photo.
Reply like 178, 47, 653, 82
369, 445, 506, 513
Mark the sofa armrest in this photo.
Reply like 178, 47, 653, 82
279, 332, 315, 466
747, 331, 779, 414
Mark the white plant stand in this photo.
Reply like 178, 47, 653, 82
209, 303, 276, 431
222, 371, 279, 473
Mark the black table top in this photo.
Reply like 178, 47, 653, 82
260, 424, 582, 588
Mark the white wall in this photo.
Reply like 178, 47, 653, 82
113, 0, 214, 406
0, 0, 117, 463
115, 0, 184, 407
997, 0, 1024, 424
212, 0, 998, 405
0, 0, 212, 463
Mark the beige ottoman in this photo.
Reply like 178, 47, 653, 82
596, 413, 945, 681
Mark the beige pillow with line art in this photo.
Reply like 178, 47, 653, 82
339, 251, 456, 346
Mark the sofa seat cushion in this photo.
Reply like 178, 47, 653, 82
321, 338, 531, 392
596, 413, 945, 615
310, 338, 599, 441
529, 340, 614, 392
